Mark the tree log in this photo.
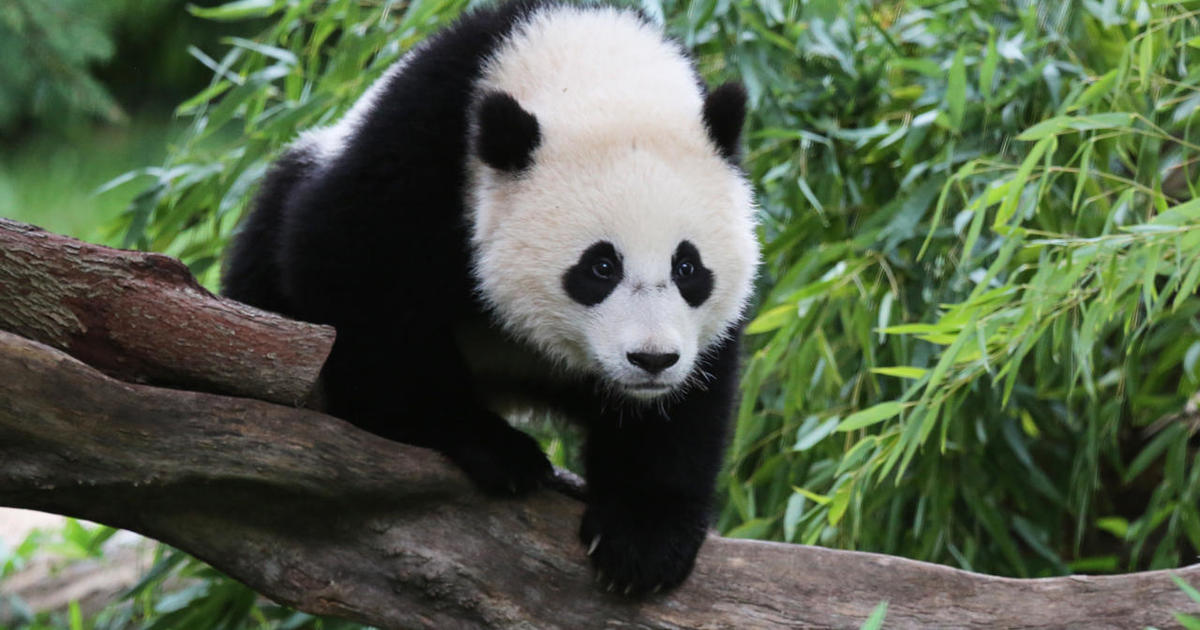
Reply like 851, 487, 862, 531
0, 218, 334, 406
2, 330, 1199, 629
3, 221, 1200, 628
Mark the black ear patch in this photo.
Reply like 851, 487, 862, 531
476, 91, 541, 172
672, 240, 713, 307
702, 82, 747, 163
563, 241, 623, 307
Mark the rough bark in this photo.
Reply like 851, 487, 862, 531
3, 220, 1200, 628
2, 330, 1199, 629
0, 218, 334, 406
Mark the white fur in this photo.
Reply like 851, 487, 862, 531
468, 6, 759, 396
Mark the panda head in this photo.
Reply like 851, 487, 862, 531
468, 84, 758, 401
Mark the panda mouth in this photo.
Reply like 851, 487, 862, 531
624, 382, 673, 397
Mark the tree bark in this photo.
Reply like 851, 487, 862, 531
2, 221, 1200, 629
0, 218, 334, 406
3, 330, 1200, 629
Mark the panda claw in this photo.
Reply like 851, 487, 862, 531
624, 584, 633, 596
652, 583, 663, 594
595, 570, 604, 584
587, 535, 601, 556
606, 581, 616, 593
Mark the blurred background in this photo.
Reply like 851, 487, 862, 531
3, 0, 1200, 628
0, 0, 249, 241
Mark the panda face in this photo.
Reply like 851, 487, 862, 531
559, 238, 716, 397
469, 138, 757, 401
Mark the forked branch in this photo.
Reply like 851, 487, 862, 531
0, 219, 1197, 629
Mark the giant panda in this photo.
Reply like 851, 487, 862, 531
222, 0, 759, 596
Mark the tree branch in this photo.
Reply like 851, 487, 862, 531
3, 330, 1199, 628
0, 218, 334, 406
1, 219, 1199, 628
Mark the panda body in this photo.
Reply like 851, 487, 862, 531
223, 0, 759, 595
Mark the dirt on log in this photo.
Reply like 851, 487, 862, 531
1, 220, 1200, 629
0, 218, 334, 406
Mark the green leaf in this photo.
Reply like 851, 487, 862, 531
1016, 113, 1136, 140
793, 486, 831, 506
1125, 424, 1185, 483
980, 36, 998, 100
838, 402, 905, 432
870, 366, 928, 379
225, 37, 298, 66
188, 0, 283, 21
947, 47, 966, 130
860, 601, 889, 630
828, 482, 853, 525
994, 137, 1053, 227
746, 303, 795, 334
794, 417, 840, 451
1177, 613, 1200, 630
1071, 70, 1117, 111
726, 518, 774, 539
1139, 30, 1153, 90
1175, 575, 1200, 604
69, 601, 83, 630
783, 492, 806, 542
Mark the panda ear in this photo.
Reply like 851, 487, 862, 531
476, 91, 541, 172
702, 82, 747, 162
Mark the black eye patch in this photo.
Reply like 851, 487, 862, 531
672, 240, 713, 307
563, 241, 623, 306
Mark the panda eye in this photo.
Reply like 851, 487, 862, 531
675, 260, 695, 278
591, 258, 616, 280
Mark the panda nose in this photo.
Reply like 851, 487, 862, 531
626, 351, 679, 374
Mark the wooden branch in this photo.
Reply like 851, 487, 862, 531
2, 330, 1199, 629
2, 221, 1199, 628
0, 218, 334, 406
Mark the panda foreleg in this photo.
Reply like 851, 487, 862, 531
578, 333, 741, 595
320, 324, 553, 496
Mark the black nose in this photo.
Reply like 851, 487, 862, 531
626, 352, 679, 374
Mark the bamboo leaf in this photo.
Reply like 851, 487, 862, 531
870, 366, 929, 379
947, 48, 967, 131
188, 0, 283, 20
838, 402, 905, 432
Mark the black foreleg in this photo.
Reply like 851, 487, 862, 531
579, 331, 741, 595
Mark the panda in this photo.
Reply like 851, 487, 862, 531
222, 0, 759, 596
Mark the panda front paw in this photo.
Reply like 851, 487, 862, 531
444, 424, 552, 496
578, 500, 707, 597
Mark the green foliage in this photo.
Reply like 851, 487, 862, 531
0, 0, 124, 132
0, 120, 174, 244
724, 0, 1200, 577
0, 522, 371, 630
113, 0, 1200, 590
0, 0, 238, 138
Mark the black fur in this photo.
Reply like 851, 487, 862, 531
476, 91, 542, 172
702, 81, 747, 162
671, 240, 713, 307
222, 0, 744, 598
562, 240, 622, 306
580, 331, 740, 594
